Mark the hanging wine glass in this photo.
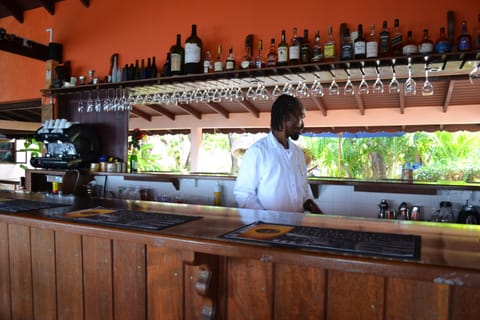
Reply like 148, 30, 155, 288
344, 73, 354, 96
358, 65, 369, 95
389, 59, 400, 94
372, 60, 384, 94
310, 79, 324, 97
404, 57, 417, 96
77, 92, 84, 113
86, 91, 94, 112
272, 84, 282, 96
422, 56, 434, 96
469, 62, 480, 84
94, 90, 102, 112
295, 81, 310, 97
328, 75, 339, 95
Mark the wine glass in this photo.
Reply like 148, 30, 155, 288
94, 90, 102, 112
404, 57, 416, 96
344, 74, 354, 95
389, 59, 400, 94
422, 56, 434, 96
310, 79, 324, 97
328, 75, 340, 95
77, 92, 84, 112
295, 81, 310, 98
469, 63, 480, 84
86, 91, 94, 112
272, 84, 282, 96
372, 60, 384, 94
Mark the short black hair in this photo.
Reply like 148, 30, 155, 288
270, 94, 303, 131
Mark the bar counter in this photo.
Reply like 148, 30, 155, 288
1, 191, 480, 320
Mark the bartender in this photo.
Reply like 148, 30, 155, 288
234, 94, 322, 214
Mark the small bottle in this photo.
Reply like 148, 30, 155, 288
311, 30, 323, 62
277, 30, 289, 66
129, 153, 137, 174
435, 27, 451, 53
289, 27, 301, 65
213, 182, 222, 206
341, 28, 353, 60
267, 38, 277, 67
457, 20, 472, 52
391, 18, 403, 56
366, 24, 378, 58
255, 40, 266, 69
324, 25, 336, 61
225, 48, 236, 71
300, 29, 311, 64
418, 29, 434, 54
240, 34, 254, 69
379, 20, 390, 57
170, 34, 184, 75
402, 30, 417, 56
354, 24, 366, 59
203, 50, 212, 74
184, 24, 203, 74
214, 44, 224, 72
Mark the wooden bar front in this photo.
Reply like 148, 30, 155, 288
1, 192, 479, 320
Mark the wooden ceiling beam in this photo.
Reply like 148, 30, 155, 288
130, 105, 152, 122
236, 100, 260, 118
354, 94, 365, 115
177, 103, 202, 119
399, 83, 405, 114
145, 104, 175, 120
311, 96, 327, 116
443, 80, 455, 113
205, 102, 229, 119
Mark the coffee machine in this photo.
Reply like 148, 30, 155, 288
30, 119, 100, 169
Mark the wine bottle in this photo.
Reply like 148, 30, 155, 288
457, 20, 472, 52
150, 56, 158, 78
289, 27, 301, 65
391, 18, 403, 56
354, 24, 366, 59
311, 30, 323, 62
324, 25, 336, 61
341, 28, 353, 60
214, 44, 224, 72
435, 27, 451, 53
255, 40, 266, 69
267, 39, 278, 67
379, 20, 390, 57
162, 53, 172, 77
366, 24, 378, 58
277, 30, 289, 66
402, 30, 417, 56
134, 59, 141, 80
300, 29, 311, 64
127, 63, 134, 81
418, 29, 434, 54
145, 57, 152, 79
240, 34, 254, 69
184, 24, 202, 74
170, 34, 184, 75
225, 48, 236, 71
141, 59, 147, 79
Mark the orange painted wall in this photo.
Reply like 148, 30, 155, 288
1, 0, 478, 103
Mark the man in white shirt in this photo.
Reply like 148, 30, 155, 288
234, 94, 322, 214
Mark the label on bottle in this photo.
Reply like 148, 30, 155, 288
402, 44, 417, 55
214, 61, 223, 72
170, 53, 182, 72
312, 47, 323, 62
341, 44, 353, 60
457, 37, 471, 51
225, 60, 235, 70
366, 41, 378, 58
379, 34, 390, 54
278, 47, 288, 63
391, 34, 403, 54
185, 43, 201, 63
435, 41, 451, 53
418, 43, 433, 54
324, 44, 335, 59
354, 41, 366, 56
289, 45, 300, 60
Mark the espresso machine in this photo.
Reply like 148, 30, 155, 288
30, 119, 100, 169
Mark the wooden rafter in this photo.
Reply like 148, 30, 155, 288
399, 83, 405, 114
354, 94, 365, 115
205, 102, 229, 119
310, 96, 327, 116
130, 105, 152, 121
236, 100, 260, 118
177, 103, 201, 119
145, 104, 175, 120
443, 80, 455, 113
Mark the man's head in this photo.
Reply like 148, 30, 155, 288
270, 94, 305, 141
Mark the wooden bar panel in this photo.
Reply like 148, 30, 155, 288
8, 224, 33, 320
274, 263, 326, 319
0, 222, 11, 320
385, 277, 449, 320
31, 227, 57, 320
55, 230, 84, 320
112, 240, 146, 320
184, 264, 204, 320
147, 245, 184, 320
450, 286, 480, 320
83, 236, 113, 320
226, 258, 273, 320
326, 270, 385, 320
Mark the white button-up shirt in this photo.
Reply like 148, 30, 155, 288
234, 132, 313, 213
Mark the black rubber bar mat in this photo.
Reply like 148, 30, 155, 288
222, 221, 421, 260
0, 198, 70, 213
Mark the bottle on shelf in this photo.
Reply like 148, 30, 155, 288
418, 29, 434, 54
184, 24, 203, 74
277, 30, 289, 66
300, 29, 311, 64
145, 57, 152, 79
255, 40, 266, 69
110, 54, 118, 83
366, 24, 378, 58
311, 30, 323, 62
150, 56, 158, 78
324, 25, 336, 61
127, 63, 134, 80
267, 38, 278, 67
140, 59, 147, 79
162, 53, 172, 77
457, 20, 472, 52
435, 27, 452, 53
240, 34, 254, 69
203, 50, 212, 74
354, 24, 366, 59
134, 59, 141, 80
379, 20, 390, 57
402, 30, 418, 56
214, 44, 224, 72
391, 18, 403, 56
129, 152, 137, 174
225, 48, 236, 71
340, 28, 353, 60
170, 34, 184, 75
289, 27, 301, 65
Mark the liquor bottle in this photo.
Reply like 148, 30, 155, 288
170, 34, 184, 75
300, 29, 311, 64
311, 30, 323, 62
391, 18, 403, 56
277, 30, 289, 66
127, 63, 134, 80
324, 25, 336, 61
214, 44, 224, 72
134, 59, 141, 80
418, 29, 434, 54
145, 57, 152, 79
402, 30, 417, 55
435, 27, 452, 53
354, 24, 366, 59
366, 24, 378, 58
150, 56, 158, 78
255, 40, 266, 69
225, 48, 236, 71
140, 59, 147, 79
340, 28, 353, 60
184, 24, 202, 74
267, 39, 278, 67
129, 152, 137, 174
379, 20, 390, 57
289, 27, 301, 65
240, 34, 254, 69
457, 20, 472, 52
162, 53, 172, 77
203, 50, 212, 74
